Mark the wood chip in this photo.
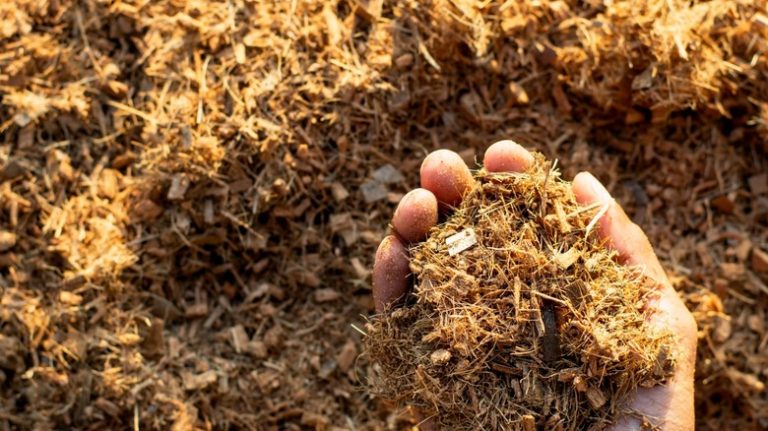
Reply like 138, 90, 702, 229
314, 288, 340, 303
183, 370, 218, 391
721, 262, 745, 280
713, 315, 732, 342
519, 414, 534, 431
711, 195, 735, 214
752, 248, 768, 273
330, 182, 350, 202
59, 291, 83, 306
167, 174, 191, 200
372, 164, 405, 184
507, 81, 530, 105
753, 13, 768, 30
248, 340, 268, 359
133, 199, 164, 221
185, 303, 209, 319
748, 173, 768, 195
0, 160, 27, 180
430, 349, 452, 365
360, 180, 388, 203
300, 412, 330, 428
553, 247, 579, 269
0, 231, 17, 252
586, 386, 607, 409
336, 340, 357, 373
230, 325, 249, 354
446, 228, 477, 256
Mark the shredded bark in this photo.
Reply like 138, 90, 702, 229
365, 156, 675, 430
0, 0, 766, 429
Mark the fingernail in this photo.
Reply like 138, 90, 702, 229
492, 139, 521, 148
585, 173, 613, 204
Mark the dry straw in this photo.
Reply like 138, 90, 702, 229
365, 154, 675, 430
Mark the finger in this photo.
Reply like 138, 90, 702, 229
373, 235, 411, 313
571, 172, 667, 284
393, 188, 439, 244
483, 140, 534, 173
420, 149, 474, 209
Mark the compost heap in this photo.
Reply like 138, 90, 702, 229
365, 155, 676, 430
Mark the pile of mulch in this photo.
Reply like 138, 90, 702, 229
365, 160, 677, 430
0, 0, 766, 429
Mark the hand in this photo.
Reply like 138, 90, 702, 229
372, 141, 697, 430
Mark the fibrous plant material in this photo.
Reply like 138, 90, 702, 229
1, 0, 766, 429
365, 155, 676, 430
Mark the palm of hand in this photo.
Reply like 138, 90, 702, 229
372, 141, 696, 431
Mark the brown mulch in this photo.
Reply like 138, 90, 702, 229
366, 161, 677, 430
0, 1, 766, 430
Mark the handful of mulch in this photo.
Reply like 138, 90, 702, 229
364, 155, 675, 431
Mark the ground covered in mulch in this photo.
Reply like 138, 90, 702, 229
0, 1, 766, 430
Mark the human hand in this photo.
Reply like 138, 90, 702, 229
372, 141, 697, 430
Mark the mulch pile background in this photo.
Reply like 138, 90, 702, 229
0, 1, 766, 429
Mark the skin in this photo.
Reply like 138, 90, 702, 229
372, 140, 697, 430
